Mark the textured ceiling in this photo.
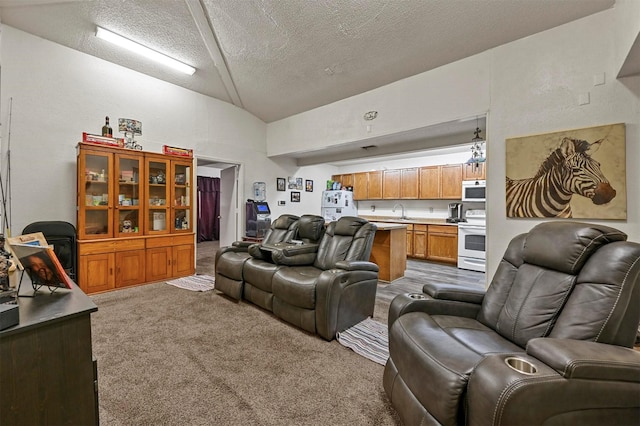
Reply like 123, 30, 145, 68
0, 0, 616, 125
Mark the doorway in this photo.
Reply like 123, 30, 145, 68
195, 158, 241, 276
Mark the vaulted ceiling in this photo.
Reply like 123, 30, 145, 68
0, 0, 615, 124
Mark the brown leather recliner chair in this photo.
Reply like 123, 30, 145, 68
384, 221, 640, 425
214, 214, 299, 300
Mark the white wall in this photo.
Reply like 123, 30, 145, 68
0, 26, 330, 237
266, 4, 640, 279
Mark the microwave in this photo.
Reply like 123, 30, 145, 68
462, 180, 486, 202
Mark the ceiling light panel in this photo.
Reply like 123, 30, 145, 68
95, 26, 196, 75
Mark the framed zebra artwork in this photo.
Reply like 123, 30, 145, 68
505, 123, 626, 219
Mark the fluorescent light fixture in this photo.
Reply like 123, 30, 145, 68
96, 27, 196, 75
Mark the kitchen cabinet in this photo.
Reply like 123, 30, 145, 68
440, 164, 463, 199
383, 169, 401, 199
368, 171, 383, 199
412, 224, 428, 259
427, 225, 458, 264
420, 164, 462, 199
77, 142, 194, 294
353, 172, 369, 200
405, 224, 414, 257
401, 168, 419, 199
419, 166, 440, 199
331, 173, 353, 188
463, 162, 486, 181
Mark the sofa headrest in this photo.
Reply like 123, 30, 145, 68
272, 214, 299, 230
297, 215, 325, 243
523, 221, 627, 275
333, 216, 370, 236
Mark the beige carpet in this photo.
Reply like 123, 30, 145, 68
90, 282, 399, 425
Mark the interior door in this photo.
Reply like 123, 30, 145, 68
219, 165, 238, 247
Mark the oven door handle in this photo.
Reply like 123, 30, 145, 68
458, 225, 486, 231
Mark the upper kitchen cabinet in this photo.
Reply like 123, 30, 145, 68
462, 162, 486, 181
368, 171, 383, 199
440, 164, 463, 199
330, 173, 353, 188
401, 168, 419, 199
353, 172, 369, 200
419, 164, 462, 199
383, 169, 401, 199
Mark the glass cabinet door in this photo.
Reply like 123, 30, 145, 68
146, 157, 170, 234
115, 153, 144, 238
171, 160, 192, 233
78, 150, 113, 239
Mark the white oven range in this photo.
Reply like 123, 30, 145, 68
458, 209, 486, 272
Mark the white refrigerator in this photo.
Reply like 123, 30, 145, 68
321, 190, 358, 221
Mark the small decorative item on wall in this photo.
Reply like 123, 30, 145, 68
505, 123, 626, 219
277, 178, 286, 191
291, 191, 300, 202
288, 176, 297, 189
305, 179, 313, 192
288, 177, 303, 190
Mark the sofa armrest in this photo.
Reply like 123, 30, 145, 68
231, 240, 253, 249
526, 338, 640, 381
334, 260, 379, 272
466, 342, 640, 426
267, 243, 319, 265
315, 266, 379, 340
387, 293, 482, 329
422, 282, 485, 304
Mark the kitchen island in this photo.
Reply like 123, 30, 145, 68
369, 222, 408, 282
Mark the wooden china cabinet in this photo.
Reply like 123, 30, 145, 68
76, 143, 195, 294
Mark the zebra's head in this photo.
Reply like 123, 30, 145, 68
559, 137, 616, 205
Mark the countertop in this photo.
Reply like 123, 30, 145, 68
369, 222, 408, 230
360, 215, 459, 226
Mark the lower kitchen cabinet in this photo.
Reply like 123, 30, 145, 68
427, 225, 458, 264
406, 224, 414, 257
412, 224, 428, 259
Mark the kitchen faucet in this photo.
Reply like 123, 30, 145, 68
392, 203, 406, 219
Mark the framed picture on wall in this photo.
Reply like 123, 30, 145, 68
277, 177, 286, 191
291, 191, 300, 202
305, 180, 313, 192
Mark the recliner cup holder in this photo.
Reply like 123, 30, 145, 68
505, 357, 538, 375
407, 293, 426, 300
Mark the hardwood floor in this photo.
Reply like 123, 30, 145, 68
196, 240, 486, 302
377, 259, 485, 303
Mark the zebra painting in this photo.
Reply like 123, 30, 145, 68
506, 137, 616, 218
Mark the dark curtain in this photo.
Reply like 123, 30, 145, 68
197, 176, 220, 242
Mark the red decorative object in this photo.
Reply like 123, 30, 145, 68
82, 132, 124, 148
162, 145, 193, 158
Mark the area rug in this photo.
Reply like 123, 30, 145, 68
337, 317, 389, 365
166, 274, 215, 291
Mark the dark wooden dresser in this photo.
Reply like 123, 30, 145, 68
0, 282, 98, 425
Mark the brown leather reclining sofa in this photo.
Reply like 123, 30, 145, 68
215, 215, 379, 340
384, 221, 640, 425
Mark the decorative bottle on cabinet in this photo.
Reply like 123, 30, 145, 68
102, 116, 113, 137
